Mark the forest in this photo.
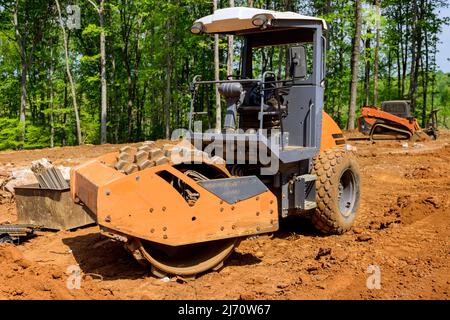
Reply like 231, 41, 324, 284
0, 0, 448, 149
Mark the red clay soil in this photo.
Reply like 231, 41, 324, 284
0, 133, 449, 300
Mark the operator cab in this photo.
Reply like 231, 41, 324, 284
381, 100, 412, 119
189, 7, 327, 150
237, 38, 311, 131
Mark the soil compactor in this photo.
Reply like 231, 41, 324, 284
71, 7, 361, 278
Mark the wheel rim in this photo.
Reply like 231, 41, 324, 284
338, 168, 357, 218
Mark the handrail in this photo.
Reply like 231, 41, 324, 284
259, 71, 276, 129
193, 78, 261, 85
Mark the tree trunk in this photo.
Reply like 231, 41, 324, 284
19, 63, 27, 144
99, 0, 107, 144
395, 12, 401, 98
13, 2, 27, 145
387, 48, 392, 100
363, 27, 371, 106
49, 43, 54, 148
408, 0, 422, 116
56, 0, 82, 145
373, 0, 381, 106
214, 0, 221, 132
165, 59, 171, 139
62, 77, 68, 146
401, 4, 410, 98
227, 0, 235, 77
348, 0, 362, 130
165, 18, 172, 139
421, 5, 429, 128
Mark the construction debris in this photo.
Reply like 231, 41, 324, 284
31, 159, 69, 190
14, 183, 96, 230
0, 224, 40, 243
3, 168, 37, 194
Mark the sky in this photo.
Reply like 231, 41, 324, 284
437, 6, 450, 73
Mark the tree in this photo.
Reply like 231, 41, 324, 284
55, 0, 82, 145
373, 0, 381, 106
227, 0, 235, 78
348, 0, 362, 130
3, 0, 50, 145
407, 0, 422, 115
88, 0, 108, 144
213, 0, 221, 132
0, 0, 448, 151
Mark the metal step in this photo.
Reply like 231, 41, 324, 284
294, 174, 317, 211
304, 200, 317, 210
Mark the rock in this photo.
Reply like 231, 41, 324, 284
315, 247, 332, 260
4, 168, 37, 193
51, 270, 63, 279
16, 259, 32, 270
423, 196, 440, 209
239, 292, 256, 300
316, 284, 327, 290
30, 158, 53, 174
12, 289, 24, 296
356, 234, 372, 242
255, 251, 264, 258
0, 190, 13, 204
277, 283, 289, 289
352, 227, 364, 234
306, 266, 319, 273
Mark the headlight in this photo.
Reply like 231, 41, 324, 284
190, 22, 205, 35
252, 14, 268, 27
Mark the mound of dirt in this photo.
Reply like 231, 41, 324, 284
404, 166, 443, 179
382, 195, 444, 227
0, 244, 110, 300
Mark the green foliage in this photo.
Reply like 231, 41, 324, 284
0, 0, 448, 150
0, 118, 21, 150
0, 118, 50, 150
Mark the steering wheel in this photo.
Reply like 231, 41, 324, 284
241, 82, 259, 106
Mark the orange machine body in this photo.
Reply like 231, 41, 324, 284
70, 111, 344, 248
71, 157, 278, 247
359, 106, 421, 135
320, 111, 346, 152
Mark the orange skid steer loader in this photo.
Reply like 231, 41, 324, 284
71, 7, 361, 278
357, 100, 439, 141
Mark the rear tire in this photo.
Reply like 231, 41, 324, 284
311, 148, 361, 234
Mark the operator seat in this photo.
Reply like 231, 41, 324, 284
238, 76, 288, 130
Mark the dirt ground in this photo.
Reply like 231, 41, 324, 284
0, 133, 449, 300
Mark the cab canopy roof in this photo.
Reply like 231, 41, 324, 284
193, 7, 327, 35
